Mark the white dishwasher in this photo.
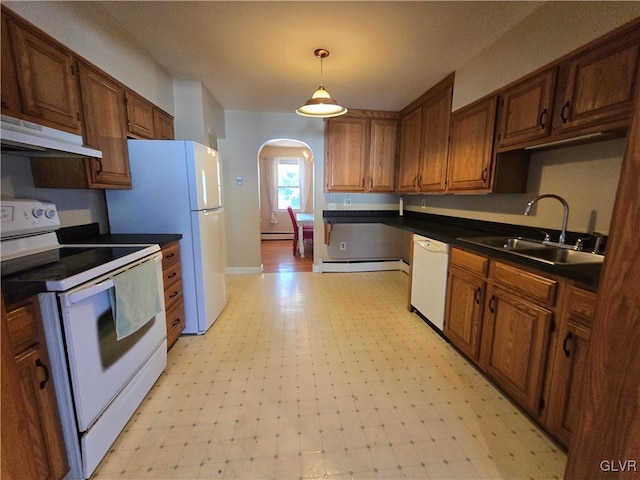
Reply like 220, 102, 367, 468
410, 234, 450, 332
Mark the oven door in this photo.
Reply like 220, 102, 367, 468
59, 253, 166, 431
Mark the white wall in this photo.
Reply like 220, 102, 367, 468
173, 80, 226, 147
218, 111, 325, 271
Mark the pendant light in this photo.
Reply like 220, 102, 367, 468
296, 49, 348, 118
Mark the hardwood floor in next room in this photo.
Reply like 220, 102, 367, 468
261, 239, 313, 273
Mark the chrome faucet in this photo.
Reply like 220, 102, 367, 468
524, 194, 569, 245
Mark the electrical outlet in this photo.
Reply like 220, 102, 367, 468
328, 203, 336, 210
421, 199, 426, 208
339, 241, 347, 251
344, 199, 352, 207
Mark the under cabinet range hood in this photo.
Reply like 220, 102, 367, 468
0, 115, 102, 159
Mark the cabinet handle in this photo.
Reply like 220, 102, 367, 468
172, 318, 182, 327
369, 178, 373, 190
539, 108, 548, 129
94, 158, 103, 174
481, 168, 488, 182
35, 358, 50, 389
474, 287, 481, 304
166, 253, 175, 259
561, 101, 570, 123
488, 295, 496, 313
167, 272, 177, 279
562, 332, 573, 357
169, 291, 179, 299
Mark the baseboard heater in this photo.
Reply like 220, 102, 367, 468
320, 258, 409, 273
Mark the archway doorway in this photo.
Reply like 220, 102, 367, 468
257, 139, 314, 272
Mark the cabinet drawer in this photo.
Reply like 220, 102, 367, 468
450, 247, 489, 276
166, 299, 185, 350
161, 241, 181, 268
492, 261, 558, 305
6, 302, 39, 355
162, 261, 182, 289
565, 285, 597, 327
163, 277, 183, 310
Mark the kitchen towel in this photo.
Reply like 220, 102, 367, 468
109, 258, 162, 340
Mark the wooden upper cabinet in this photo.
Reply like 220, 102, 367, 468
1, 12, 21, 115
125, 90, 155, 139
396, 107, 422, 192
368, 118, 397, 191
554, 23, 640, 136
325, 116, 367, 191
4, 10, 81, 134
496, 68, 556, 151
78, 63, 131, 188
418, 84, 452, 193
396, 73, 453, 194
325, 111, 398, 193
447, 96, 497, 193
153, 109, 175, 140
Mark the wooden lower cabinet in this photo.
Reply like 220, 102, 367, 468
1, 296, 69, 480
444, 248, 488, 361
161, 241, 185, 349
545, 284, 596, 448
480, 283, 555, 415
444, 248, 594, 442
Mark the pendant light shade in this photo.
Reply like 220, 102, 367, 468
296, 49, 347, 118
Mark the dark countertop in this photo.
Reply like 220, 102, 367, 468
323, 210, 603, 287
68, 233, 183, 248
2, 225, 183, 308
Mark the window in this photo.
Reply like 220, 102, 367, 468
276, 159, 301, 210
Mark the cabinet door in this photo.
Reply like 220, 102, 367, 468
444, 266, 485, 361
153, 109, 175, 140
78, 63, 131, 188
126, 90, 155, 138
496, 69, 556, 150
546, 286, 596, 448
8, 19, 81, 134
418, 85, 452, 193
325, 117, 367, 191
555, 27, 640, 134
481, 284, 554, 414
368, 118, 397, 192
395, 107, 422, 192
447, 97, 497, 192
1, 12, 21, 116
2, 299, 68, 480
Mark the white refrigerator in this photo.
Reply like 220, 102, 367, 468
106, 140, 227, 335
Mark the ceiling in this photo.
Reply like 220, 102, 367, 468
98, 1, 544, 114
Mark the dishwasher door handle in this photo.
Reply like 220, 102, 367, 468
415, 240, 448, 254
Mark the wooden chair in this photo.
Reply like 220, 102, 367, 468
287, 206, 313, 256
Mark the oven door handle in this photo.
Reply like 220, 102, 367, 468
66, 278, 116, 305
62, 254, 162, 306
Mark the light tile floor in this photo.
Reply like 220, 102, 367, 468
93, 272, 566, 479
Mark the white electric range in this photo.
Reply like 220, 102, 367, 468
1, 199, 167, 479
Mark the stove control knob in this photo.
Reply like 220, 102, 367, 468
45, 209, 57, 219
32, 207, 45, 218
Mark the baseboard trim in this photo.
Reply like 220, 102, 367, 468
319, 258, 405, 273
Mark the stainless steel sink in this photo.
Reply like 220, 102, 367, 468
459, 236, 604, 265
463, 236, 548, 251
